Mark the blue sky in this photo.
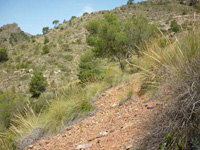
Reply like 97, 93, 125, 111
0, 0, 141, 35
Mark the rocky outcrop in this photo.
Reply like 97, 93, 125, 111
18, 127, 44, 150
0, 23, 31, 48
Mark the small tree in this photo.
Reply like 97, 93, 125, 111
78, 50, 105, 83
52, 20, 59, 27
71, 16, 77, 20
42, 27, 49, 35
86, 12, 128, 70
83, 12, 89, 16
0, 89, 25, 129
0, 48, 8, 62
29, 72, 48, 98
42, 45, 50, 54
124, 13, 158, 54
86, 12, 157, 70
127, 0, 134, 5
44, 36, 49, 44
170, 20, 181, 33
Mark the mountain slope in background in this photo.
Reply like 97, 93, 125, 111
0, 23, 31, 49
0, 1, 193, 94
0, 1, 200, 150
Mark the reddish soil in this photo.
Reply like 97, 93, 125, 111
28, 75, 163, 150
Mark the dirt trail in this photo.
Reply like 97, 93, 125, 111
28, 75, 163, 150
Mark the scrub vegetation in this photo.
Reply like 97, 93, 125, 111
0, 0, 200, 149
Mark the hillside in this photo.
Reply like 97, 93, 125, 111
0, 1, 194, 93
27, 74, 164, 150
0, 0, 200, 150
0, 23, 31, 49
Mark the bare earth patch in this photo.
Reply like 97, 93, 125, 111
28, 76, 163, 150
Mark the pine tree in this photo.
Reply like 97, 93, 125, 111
29, 72, 48, 98
127, 0, 134, 5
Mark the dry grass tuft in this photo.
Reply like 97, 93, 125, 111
132, 28, 200, 149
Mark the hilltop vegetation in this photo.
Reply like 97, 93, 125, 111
0, 23, 31, 49
0, 0, 200, 149
0, 0, 194, 93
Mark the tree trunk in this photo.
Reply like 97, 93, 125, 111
117, 57, 124, 70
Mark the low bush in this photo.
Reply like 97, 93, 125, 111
0, 90, 26, 130
64, 54, 73, 61
43, 85, 95, 134
44, 36, 49, 44
135, 29, 200, 150
62, 44, 72, 52
16, 62, 29, 70
71, 16, 76, 20
182, 9, 187, 15
57, 63, 71, 73
170, 20, 181, 32
83, 12, 89, 16
76, 38, 82, 44
78, 50, 105, 83
32, 39, 36, 43
0, 48, 8, 62
42, 45, 50, 54
29, 71, 48, 98
0, 131, 17, 150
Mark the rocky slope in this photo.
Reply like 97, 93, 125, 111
0, 23, 31, 49
27, 74, 165, 150
0, 1, 193, 94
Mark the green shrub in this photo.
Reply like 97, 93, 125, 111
21, 44, 28, 50
182, 9, 187, 15
78, 50, 105, 83
16, 62, 29, 70
64, 54, 73, 61
86, 36, 97, 46
30, 92, 53, 114
42, 27, 49, 35
76, 38, 82, 44
0, 90, 25, 129
86, 12, 158, 70
71, 16, 76, 20
44, 36, 49, 44
44, 100, 68, 134
137, 30, 200, 150
0, 131, 17, 150
170, 20, 181, 32
32, 39, 36, 43
85, 19, 100, 35
19, 74, 29, 81
29, 71, 48, 98
42, 45, 50, 54
0, 48, 8, 62
83, 12, 89, 16
44, 88, 94, 134
57, 63, 71, 73
180, 0, 184, 4
127, 0, 134, 5
62, 43, 72, 52
69, 20, 72, 26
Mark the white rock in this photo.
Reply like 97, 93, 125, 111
29, 69, 33, 73
126, 145, 133, 150
14, 71, 20, 74
99, 131, 108, 137
111, 103, 117, 108
54, 69, 61, 74
76, 144, 92, 149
